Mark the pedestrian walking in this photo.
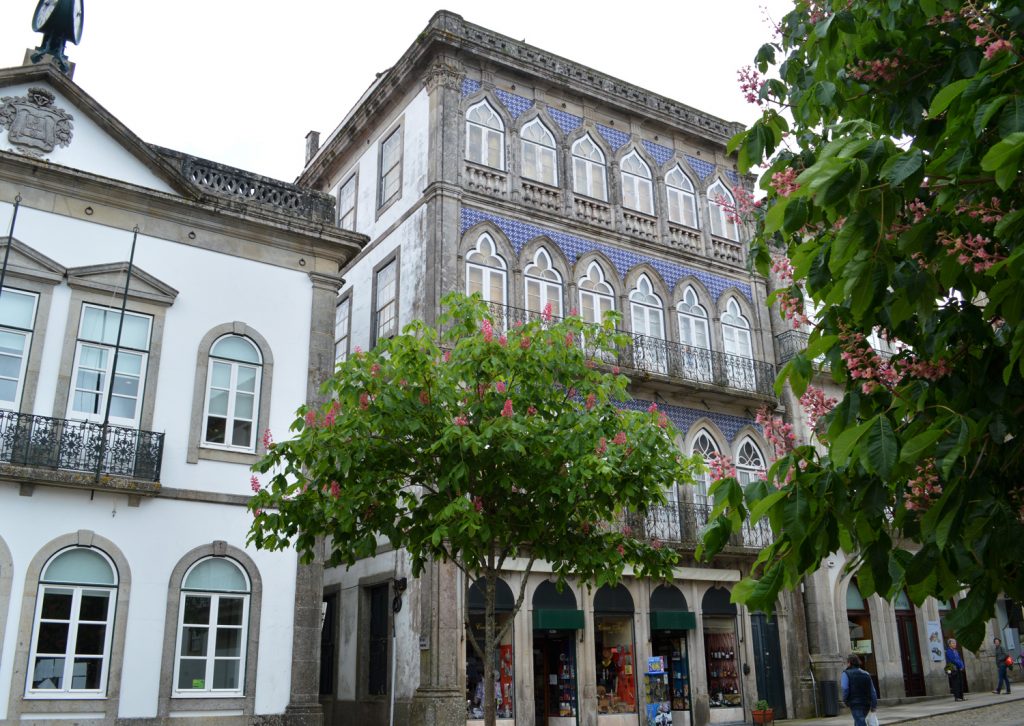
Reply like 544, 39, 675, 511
841, 653, 878, 726
946, 637, 966, 701
993, 636, 1011, 694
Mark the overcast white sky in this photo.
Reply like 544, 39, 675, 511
0, 1, 792, 183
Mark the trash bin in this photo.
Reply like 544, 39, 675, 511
820, 679, 839, 717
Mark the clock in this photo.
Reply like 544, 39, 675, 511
31, 0, 83, 45
70, 0, 83, 44
31, 0, 59, 31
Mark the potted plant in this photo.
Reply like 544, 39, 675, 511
752, 699, 774, 724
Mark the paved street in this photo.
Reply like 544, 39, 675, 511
785, 690, 1024, 725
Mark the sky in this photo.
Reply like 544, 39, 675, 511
0, 1, 792, 183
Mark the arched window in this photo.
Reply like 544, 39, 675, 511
27, 547, 118, 696
173, 557, 251, 696
722, 298, 754, 390
524, 248, 563, 318
666, 166, 698, 228
620, 151, 654, 215
629, 275, 666, 373
202, 335, 263, 452
707, 180, 739, 241
735, 439, 765, 485
520, 118, 557, 186
577, 262, 615, 325
466, 100, 505, 169
465, 233, 507, 307
677, 286, 712, 382
692, 430, 718, 507
571, 135, 607, 201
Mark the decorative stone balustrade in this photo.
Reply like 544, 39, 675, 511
572, 195, 612, 227
622, 210, 658, 241
520, 180, 561, 212
710, 235, 745, 265
667, 223, 703, 254
464, 164, 508, 199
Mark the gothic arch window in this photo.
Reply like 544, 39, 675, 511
629, 275, 666, 373
735, 438, 765, 485
520, 118, 557, 186
666, 166, 698, 228
722, 298, 755, 390
577, 261, 615, 325
465, 233, 507, 307
524, 247, 563, 318
677, 286, 712, 382
691, 430, 719, 507
571, 134, 608, 201
620, 150, 654, 215
466, 100, 505, 169
707, 180, 739, 241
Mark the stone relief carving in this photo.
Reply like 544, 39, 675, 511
0, 87, 74, 157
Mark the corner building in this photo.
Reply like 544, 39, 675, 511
302, 12, 808, 726
0, 58, 365, 722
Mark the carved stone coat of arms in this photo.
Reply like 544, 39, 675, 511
0, 86, 74, 157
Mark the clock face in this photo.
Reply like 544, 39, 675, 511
32, 0, 59, 31
71, 0, 84, 44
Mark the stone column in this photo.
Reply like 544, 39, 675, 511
409, 559, 465, 726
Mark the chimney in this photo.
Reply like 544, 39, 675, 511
305, 131, 321, 165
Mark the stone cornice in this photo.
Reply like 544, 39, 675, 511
0, 151, 367, 271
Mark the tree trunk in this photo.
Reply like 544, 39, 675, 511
483, 570, 497, 726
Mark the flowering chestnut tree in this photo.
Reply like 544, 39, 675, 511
700, 0, 1024, 649
248, 293, 697, 725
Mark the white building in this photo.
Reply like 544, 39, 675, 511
0, 52, 364, 724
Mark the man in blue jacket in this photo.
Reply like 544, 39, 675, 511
841, 654, 878, 726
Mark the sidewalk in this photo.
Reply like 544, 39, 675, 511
783, 689, 1024, 725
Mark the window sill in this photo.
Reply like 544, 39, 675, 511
24, 692, 107, 700
196, 447, 260, 465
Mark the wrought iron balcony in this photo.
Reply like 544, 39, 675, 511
623, 501, 773, 550
0, 411, 164, 483
775, 329, 810, 364
488, 302, 776, 398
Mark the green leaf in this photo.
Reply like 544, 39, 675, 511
999, 97, 1024, 137
864, 416, 898, 479
783, 197, 810, 233
899, 428, 944, 463
814, 81, 837, 107
928, 79, 971, 117
981, 132, 1024, 172
880, 149, 924, 186
830, 420, 871, 468
764, 197, 790, 236
974, 95, 1009, 137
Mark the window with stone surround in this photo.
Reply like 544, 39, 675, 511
337, 174, 357, 231
666, 166, 698, 228
620, 150, 654, 215
378, 127, 403, 209
521, 118, 557, 186
466, 100, 505, 170
707, 180, 739, 241
524, 247, 563, 318
572, 135, 608, 201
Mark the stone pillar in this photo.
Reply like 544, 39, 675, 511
409, 559, 465, 726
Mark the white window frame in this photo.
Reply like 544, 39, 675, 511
736, 439, 765, 485
722, 297, 755, 390
466, 100, 505, 170
577, 262, 615, 325
201, 335, 263, 453
67, 304, 152, 428
378, 127, 403, 209
629, 275, 666, 374
172, 558, 251, 698
335, 295, 351, 363
524, 247, 563, 318
465, 233, 507, 308
692, 430, 719, 507
571, 135, 608, 201
0, 287, 39, 412
677, 286, 712, 382
337, 174, 357, 231
25, 548, 118, 699
520, 118, 557, 186
373, 257, 399, 344
708, 180, 739, 241
620, 151, 654, 215
666, 166, 698, 228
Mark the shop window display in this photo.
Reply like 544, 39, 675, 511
595, 616, 637, 715
704, 625, 741, 708
466, 612, 514, 719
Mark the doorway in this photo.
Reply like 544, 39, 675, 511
750, 612, 787, 718
894, 592, 925, 696
533, 630, 579, 725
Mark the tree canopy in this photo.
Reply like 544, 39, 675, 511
702, 0, 1024, 649
248, 292, 697, 724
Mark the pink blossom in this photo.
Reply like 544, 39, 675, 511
354, 346, 362, 355
565, 332, 575, 347
658, 413, 669, 429
370, 363, 381, 376
756, 406, 796, 458
250, 475, 261, 493
737, 65, 765, 105
304, 410, 317, 427
330, 481, 340, 498
567, 388, 576, 398
585, 393, 597, 410
770, 167, 800, 197
651, 539, 663, 550
984, 39, 1013, 60
501, 399, 514, 417
799, 386, 837, 434
262, 428, 274, 448
253, 508, 262, 517
612, 366, 620, 375
542, 302, 553, 322
472, 496, 483, 512
495, 381, 507, 393
443, 350, 452, 363
616, 544, 625, 556
520, 337, 531, 350
454, 415, 469, 426
622, 525, 633, 537
595, 437, 608, 455
499, 335, 507, 347
359, 392, 370, 410
707, 452, 738, 482
647, 402, 658, 413
569, 307, 579, 316
904, 460, 942, 511
419, 390, 430, 405
527, 405, 537, 415
612, 431, 627, 446
481, 319, 494, 343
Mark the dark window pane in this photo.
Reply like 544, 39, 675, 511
205, 416, 226, 444
79, 592, 110, 621
231, 420, 252, 448
36, 622, 69, 654
183, 595, 211, 625
217, 597, 244, 626
368, 584, 389, 695
181, 626, 208, 657
75, 623, 106, 655
213, 659, 240, 689
215, 627, 242, 657
178, 658, 205, 690
40, 590, 73, 619
70, 657, 102, 689
32, 657, 64, 689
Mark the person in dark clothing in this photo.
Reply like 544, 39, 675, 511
946, 638, 965, 700
993, 636, 1011, 694
841, 653, 878, 726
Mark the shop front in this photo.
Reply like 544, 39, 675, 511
533, 581, 584, 726
701, 587, 743, 717
846, 579, 880, 694
467, 578, 516, 725
593, 584, 638, 725
649, 584, 694, 726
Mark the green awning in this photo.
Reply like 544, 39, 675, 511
533, 609, 585, 630
650, 610, 696, 631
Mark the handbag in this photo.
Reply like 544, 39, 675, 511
866, 712, 880, 726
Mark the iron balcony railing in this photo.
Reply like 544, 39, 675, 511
623, 501, 774, 550
775, 329, 810, 365
0, 410, 164, 482
488, 302, 777, 397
